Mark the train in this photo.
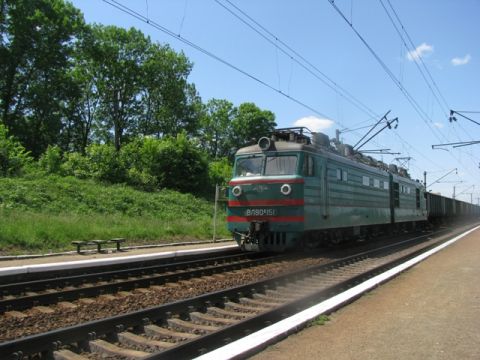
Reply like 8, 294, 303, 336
227, 127, 480, 252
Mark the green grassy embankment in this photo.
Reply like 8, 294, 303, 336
0, 175, 229, 255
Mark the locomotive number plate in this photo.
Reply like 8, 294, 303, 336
245, 208, 277, 216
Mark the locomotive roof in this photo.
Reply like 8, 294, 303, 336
235, 140, 422, 187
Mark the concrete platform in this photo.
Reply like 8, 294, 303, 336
252, 227, 480, 360
0, 240, 238, 278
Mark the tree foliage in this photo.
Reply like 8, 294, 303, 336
0, 0, 85, 157
0, 0, 279, 196
0, 124, 32, 176
230, 102, 276, 151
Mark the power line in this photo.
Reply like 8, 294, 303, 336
327, 0, 478, 183
103, 0, 475, 184
215, 0, 378, 120
328, 0, 443, 144
384, 0, 450, 111
101, 0, 333, 121
380, 2, 480, 168
217, 0, 459, 178
379, 0, 448, 116
103, 0, 399, 158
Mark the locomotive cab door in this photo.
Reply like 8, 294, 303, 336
389, 174, 399, 224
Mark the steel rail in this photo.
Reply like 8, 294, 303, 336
0, 252, 283, 313
0, 226, 466, 360
0, 247, 242, 285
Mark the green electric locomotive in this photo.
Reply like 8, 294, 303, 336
227, 128, 427, 251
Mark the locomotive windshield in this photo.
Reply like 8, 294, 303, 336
265, 155, 297, 175
235, 156, 263, 177
235, 154, 298, 177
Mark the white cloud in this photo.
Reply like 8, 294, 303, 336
433, 122, 444, 129
451, 54, 471, 66
293, 116, 334, 132
406, 43, 434, 61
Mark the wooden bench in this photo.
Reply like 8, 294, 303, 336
110, 238, 126, 251
72, 238, 126, 254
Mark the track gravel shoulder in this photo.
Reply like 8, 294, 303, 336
252, 227, 480, 360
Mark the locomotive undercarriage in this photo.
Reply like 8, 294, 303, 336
233, 221, 299, 252
234, 220, 429, 252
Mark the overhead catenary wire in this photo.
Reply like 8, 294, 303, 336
101, 0, 333, 121
379, 0, 448, 116
380, 1, 480, 165
102, 0, 475, 189
215, 0, 379, 119
327, 0, 478, 183
384, 0, 450, 112
103, 0, 399, 161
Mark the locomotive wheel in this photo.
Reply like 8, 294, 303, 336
299, 233, 320, 251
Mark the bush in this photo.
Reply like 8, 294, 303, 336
61, 152, 91, 179
38, 145, 63, 174
0, 124, 33, 176
85, 144, 126, 183
121, 134, 209, 194
155, 134, 209, 194
208, 157, 233, 187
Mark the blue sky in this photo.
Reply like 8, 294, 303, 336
71, 0, 479, 202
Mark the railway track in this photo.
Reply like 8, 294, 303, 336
1, 225, 473, 360
0, 246, 241, 285
0, 250, 280, 313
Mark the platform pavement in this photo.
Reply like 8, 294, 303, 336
252, 227, 480, 360
0, 240, 237, 275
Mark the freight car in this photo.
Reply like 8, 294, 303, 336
227, 128, 479, 251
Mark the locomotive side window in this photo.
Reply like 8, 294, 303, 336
265, 155, 298, 175
336, 168, 348, 181
235, 156, 263, 177
416, 188, 420, 208
374, 179, 380, 188
303, 155, 315, 176
384, 181, 389, 190
362, 176, 370, 186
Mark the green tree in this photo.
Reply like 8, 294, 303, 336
0, 0, 85, 157
200, 98, 236, 159
60, 25, 100, 154
87, 25, 149, 151
230, 102, 276, 154
140, 43, 201, 138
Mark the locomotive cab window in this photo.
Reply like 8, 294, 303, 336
235, 154, 299, 177
235, 156, 263, 177
265, 155, 298, 175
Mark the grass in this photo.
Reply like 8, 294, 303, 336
309, 314, 330, 326
0, 175, 229, 255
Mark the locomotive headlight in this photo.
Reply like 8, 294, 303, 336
232, 185, 242, 197
280, 183, 292, 196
